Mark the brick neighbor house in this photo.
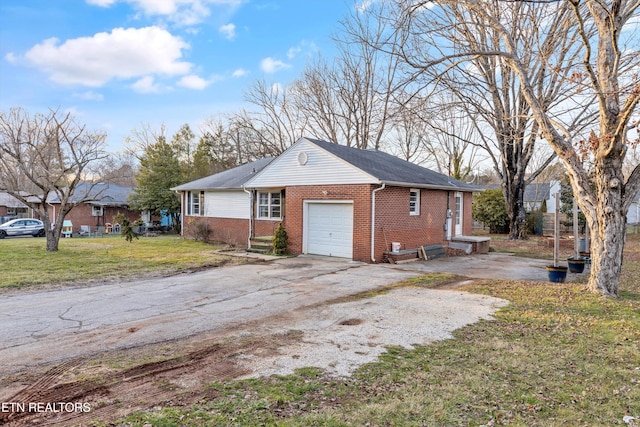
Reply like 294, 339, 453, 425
174, 137, 479, 263
46, 182, 142, 235
0, 191, 36, 223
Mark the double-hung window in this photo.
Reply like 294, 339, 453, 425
187, 191, 204, 216
258, 191, 281, 219
409, 189, 420, 215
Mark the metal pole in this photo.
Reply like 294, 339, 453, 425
573, 200, 579, 258
554, 193, 559, 267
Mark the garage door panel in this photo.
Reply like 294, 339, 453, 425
306, 203, 353, 258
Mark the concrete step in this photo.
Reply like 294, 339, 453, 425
250, 235, 272, 252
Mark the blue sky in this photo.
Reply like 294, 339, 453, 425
0, 0, 353, 152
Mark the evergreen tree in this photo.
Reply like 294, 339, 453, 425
129, 136, 183, 232
272, 222, 288, 255
472, 189, 510, 234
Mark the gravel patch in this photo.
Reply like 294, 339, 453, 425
239, 287, 508, 378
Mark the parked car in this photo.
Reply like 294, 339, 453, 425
0, 218, 45, 238
0, 215, 18, 225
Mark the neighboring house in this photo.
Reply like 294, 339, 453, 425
0, 191, 34, 223
46, 182, 142, 234
174, 137, 478, 263
628, 192, 640, 224
478, 181, 561, 213
523, 181, 561, 213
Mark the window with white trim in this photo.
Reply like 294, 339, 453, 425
409, 189, 420, 215
258, 191, 282, 219
187, 191, 204, 216
92, 205, 104, 216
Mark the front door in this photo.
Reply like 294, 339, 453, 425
455, 192, 463, 236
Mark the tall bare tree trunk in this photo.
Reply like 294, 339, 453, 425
585, 132, 628, 296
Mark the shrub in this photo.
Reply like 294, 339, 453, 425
526, 210, 544, 235
272, 222, 288, 255
193, 221, 211, 243
114, 212, 138, 243
472, 188, 509, 234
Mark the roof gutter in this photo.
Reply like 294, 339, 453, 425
380, 180, 476, 192
370, 183, 386, 263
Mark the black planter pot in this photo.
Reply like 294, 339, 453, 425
567, 257, 586, 273
547, 265, 568, 283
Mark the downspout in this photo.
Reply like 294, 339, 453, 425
47, 202, 56, 229
370, 183, 386, 263
177, 191, 184, 236
445, 191, 452, 241
243, 187, 253, 249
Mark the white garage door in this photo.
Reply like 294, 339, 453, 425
306, 203, 353, 258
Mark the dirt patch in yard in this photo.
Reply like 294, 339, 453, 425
0, 279, 507, 426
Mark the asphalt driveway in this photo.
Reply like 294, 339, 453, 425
0, 253, 553, 378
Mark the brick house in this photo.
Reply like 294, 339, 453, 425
0, 191, 35, 223
174, 137, 477, 263
46, 182, 142, 234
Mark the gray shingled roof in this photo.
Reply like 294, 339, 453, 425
47, 182, 133, 206
306, 138, 478, 191
523, 183, 551, 202
0, 191, 28, 208
477, 183, 553, 202
172, 157, 275, 191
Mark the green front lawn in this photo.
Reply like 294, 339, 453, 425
0, 235, 240, 289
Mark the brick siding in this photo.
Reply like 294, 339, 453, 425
182, 185, 474, 264
46, 204, 141, 233
374, 188, 450, 259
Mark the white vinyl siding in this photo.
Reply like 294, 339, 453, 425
409, 189, 420, 215
246, 139, 378, 187
205, 191, 250, 219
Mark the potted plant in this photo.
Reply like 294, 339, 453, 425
547, 193, 568, 283
567, 256, 586, 273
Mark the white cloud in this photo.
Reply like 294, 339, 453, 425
131, 75, 163, 93
73, 90, 104, 101
355, 0, 375, 12
260, 57, 290, 74
219, 23, 236, 40
24, 26, 191, 87
286, 46, 301, 60
4, 52, 18, 64
86, 0, 117, 6
86, 0, 244, 27
286, 40, 319, 60
177, 74, 209, 90
232, 68, 248, 77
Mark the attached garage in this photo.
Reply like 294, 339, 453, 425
304, 202, 353, 258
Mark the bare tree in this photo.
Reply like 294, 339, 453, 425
0, 107, 108, 251
392, 0, 640, 296
242, 80, 308, 154
387, 103, 429, 163
94, 152, 138, 187
125, 122, 167, 162
418, 94, 484, 180
390, 0, 596, 239
289, 1, 403, 149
